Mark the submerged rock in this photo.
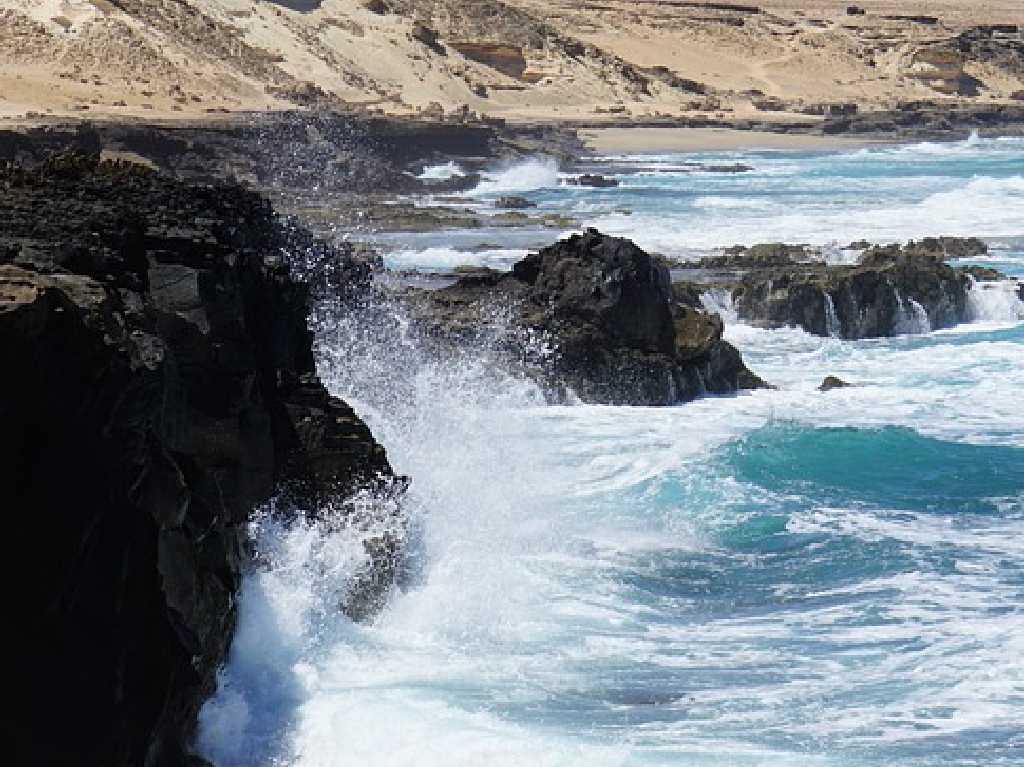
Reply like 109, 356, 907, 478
406, 229, 766, 405
2, 154, 402, 767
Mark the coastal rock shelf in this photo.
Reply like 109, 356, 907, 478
407, 229, 766, 405
676, 238, 1009, 339
1, 155, 402, 767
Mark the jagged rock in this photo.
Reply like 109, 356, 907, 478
819, 375, 851, 391
673, 238, 1004, 339
733, 248, 970, 338
565, 173, 619, 188
3, 156, 402, 767
867, 236, 988, 261
411, 22, 445, 54
494, 195, 537, 209
960, 265, 1005, 282
710, 243, 813, 268
406, 229, 765, 405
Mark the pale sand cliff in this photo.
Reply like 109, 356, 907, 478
1, 0, 1022, 142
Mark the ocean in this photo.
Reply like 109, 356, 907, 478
198, 134, 1024, 766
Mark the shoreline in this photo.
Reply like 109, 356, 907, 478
4, 110, 1023, 242
579, 127, 883, 154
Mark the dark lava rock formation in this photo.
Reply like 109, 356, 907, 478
819, 375, 852, 392
677, 237, 1005, 339
2, 154, 401, 766
565, 173, 620, 188
495, 195, 537, 209
407, 229, 765, 405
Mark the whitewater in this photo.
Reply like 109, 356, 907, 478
199, 135, 1024, 767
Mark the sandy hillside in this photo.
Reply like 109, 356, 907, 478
0, 0, 1021, 124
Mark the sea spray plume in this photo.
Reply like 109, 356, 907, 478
195, 273, 566, 766
965, 275, 1024, 321
470, 156, 561, 196
310, 276, 553, 430
197, 492, 410, 767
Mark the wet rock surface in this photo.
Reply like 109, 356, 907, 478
2, 154, 401, 767
495, 195, 537, 209
675, 237, 1004, 338
565, 173, 620, 188
405, 229, 765, 405
819, 375, 852, 391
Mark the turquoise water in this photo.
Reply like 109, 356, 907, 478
199, 136, 1024, 766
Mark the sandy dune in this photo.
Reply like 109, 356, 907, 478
0, 0, 1021, 126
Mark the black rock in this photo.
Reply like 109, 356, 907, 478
494, 195, 537, 209
819, 375, 851, 391
672, 238, 1005, 339
704, 163, 755, 173
565, 174, 620, 188
3, 155, 403, 767
406, 229, 766, 405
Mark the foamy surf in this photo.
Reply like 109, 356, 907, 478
470, 157, 561, 196
199, 140, 1024, 767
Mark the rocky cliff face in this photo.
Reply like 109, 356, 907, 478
2, 154, 401, 766
407, 229, 765, 405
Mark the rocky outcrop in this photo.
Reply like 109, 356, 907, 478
406, 229, 765, 405
905, 46, 970, 95
495, 195, 537, 209
819, 103, 1024, 140
449, 42, 528, 79
676, 238, 999, 339
957, 26, 1024, 79
565, 173, 620, 188
0, 114, 501, 197
2, 155, 401, 767
819, 375, 851, 391
734, 249, 970, 337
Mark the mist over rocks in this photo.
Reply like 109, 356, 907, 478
1, 154, 403, 766
406, 229, 766, 405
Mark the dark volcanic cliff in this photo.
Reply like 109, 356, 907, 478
407, 229, 765, 405
1, 155, 401, 766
